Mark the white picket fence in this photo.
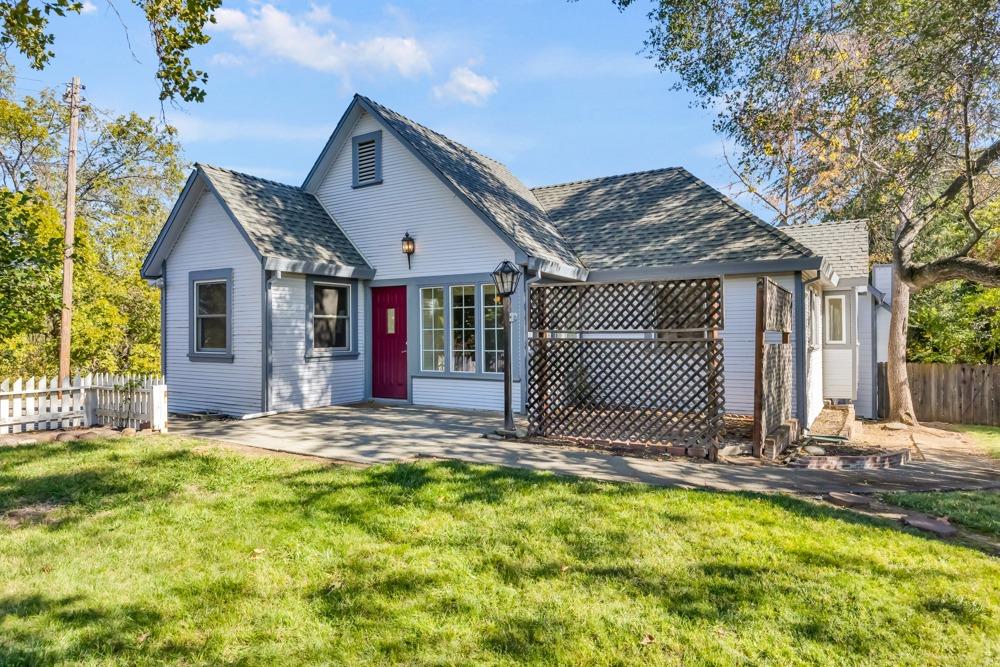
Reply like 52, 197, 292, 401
0, 374, 168, 434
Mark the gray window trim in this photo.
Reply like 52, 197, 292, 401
305, 276, 359, 360
351, 130, 383, 188
188, 268, 234, 362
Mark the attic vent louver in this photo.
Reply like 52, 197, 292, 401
352, 131, 382, 188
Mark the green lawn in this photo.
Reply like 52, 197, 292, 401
882, 490, 1000, 539
961, 424, 1000, 459
2, 437, 998, 666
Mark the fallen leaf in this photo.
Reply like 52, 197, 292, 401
250, 548, 266, 560
641, 634, 655, 646
561, 565, 570, 573
136, 632, 150, 646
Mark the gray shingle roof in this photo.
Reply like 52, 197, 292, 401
531, 168, 815, 270
781, 219, 869, 279
199, 164, 369, 270
358, 96, 582, 269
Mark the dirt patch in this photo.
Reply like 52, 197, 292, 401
2, 501, 65, 528
811, 408, 850, 437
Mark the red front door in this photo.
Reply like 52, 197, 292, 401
371, 286, 408, 399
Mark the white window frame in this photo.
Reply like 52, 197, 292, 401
481, 283, 504, 374
419, 286, 446, 372
450, 285, 477, 373
825, 294, 847, 345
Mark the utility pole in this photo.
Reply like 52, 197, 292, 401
59, 76, 81, 386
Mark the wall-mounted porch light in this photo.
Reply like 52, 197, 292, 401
401, 232, 415, 269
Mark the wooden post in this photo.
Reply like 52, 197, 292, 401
502, 295, 515, 433
59, 77, 81, 385
752, 277, 766, 458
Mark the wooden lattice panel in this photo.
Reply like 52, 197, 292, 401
527, 338, 725, 446
527, 277, 725, 450
529, 278, 723, 333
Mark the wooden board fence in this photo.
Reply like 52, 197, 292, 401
877, 362, 1000, 426
752, 277, 795, 459
0, 374, 167, 434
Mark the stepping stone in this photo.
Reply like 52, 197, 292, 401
902, 515, 958, 537
827, 492, 873, 508
804, 445, 826, 455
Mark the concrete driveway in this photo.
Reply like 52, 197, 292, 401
170, 403, 999, 495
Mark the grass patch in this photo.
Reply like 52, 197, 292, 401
961, 424, 1000, 459
1, 436, 998, 666
882, 490, 1000, 539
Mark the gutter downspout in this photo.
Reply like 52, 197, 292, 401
521, 266, 543, 416
794, 271, 809, 430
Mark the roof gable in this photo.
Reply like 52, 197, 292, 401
531, 168, 815, 270
781, 219, 870, 280
142, 165, 372, 279
303, 95, 584, 277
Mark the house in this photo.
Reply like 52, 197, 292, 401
141, 94, 891, 428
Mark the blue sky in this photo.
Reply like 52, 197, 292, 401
8, 0, 759, 215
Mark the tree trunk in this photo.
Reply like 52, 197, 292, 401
886, 267, 917, 424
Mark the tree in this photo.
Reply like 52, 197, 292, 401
0, 0, 221, 102
0, 59, 183, 376
616, 0, 1000, 423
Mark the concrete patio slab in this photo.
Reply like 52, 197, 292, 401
170, 403, 1000, 495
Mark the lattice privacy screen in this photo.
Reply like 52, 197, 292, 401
527, 278, 725, 447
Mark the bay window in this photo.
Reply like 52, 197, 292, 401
482, 283, 504, 373
420, 287, 445, 371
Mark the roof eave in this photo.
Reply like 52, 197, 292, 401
526, 257, 589, 282
584, 257, 828, 283
140, 169, 202, 279
264, 257, 376, 280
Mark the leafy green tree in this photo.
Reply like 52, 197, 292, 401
0, 0, 221, 102
617, 0, 1000, 423
0, 59, 182, 376
0, 188, 61, 342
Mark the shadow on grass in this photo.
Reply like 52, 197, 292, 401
2, 440, 995, 663
0, 593, 169, 666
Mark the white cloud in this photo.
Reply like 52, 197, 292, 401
168, 116, 331, 144
210, 4, 431, 79
210, 52, 245, 67
79, 1, 97, 14
432, 66, 498, 106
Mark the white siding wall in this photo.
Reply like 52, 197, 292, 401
314, 112, 515, 280
413, 378, 522, 412
311, 110, 520, 412
269, 274, 365, 411
856, 291, 874, 417
805, 286, 824, 428
164, 192, 262, 416
822, 289, 856, 399
720, 274, 798, 416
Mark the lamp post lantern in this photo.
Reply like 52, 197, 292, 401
491, 260, 522, 435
